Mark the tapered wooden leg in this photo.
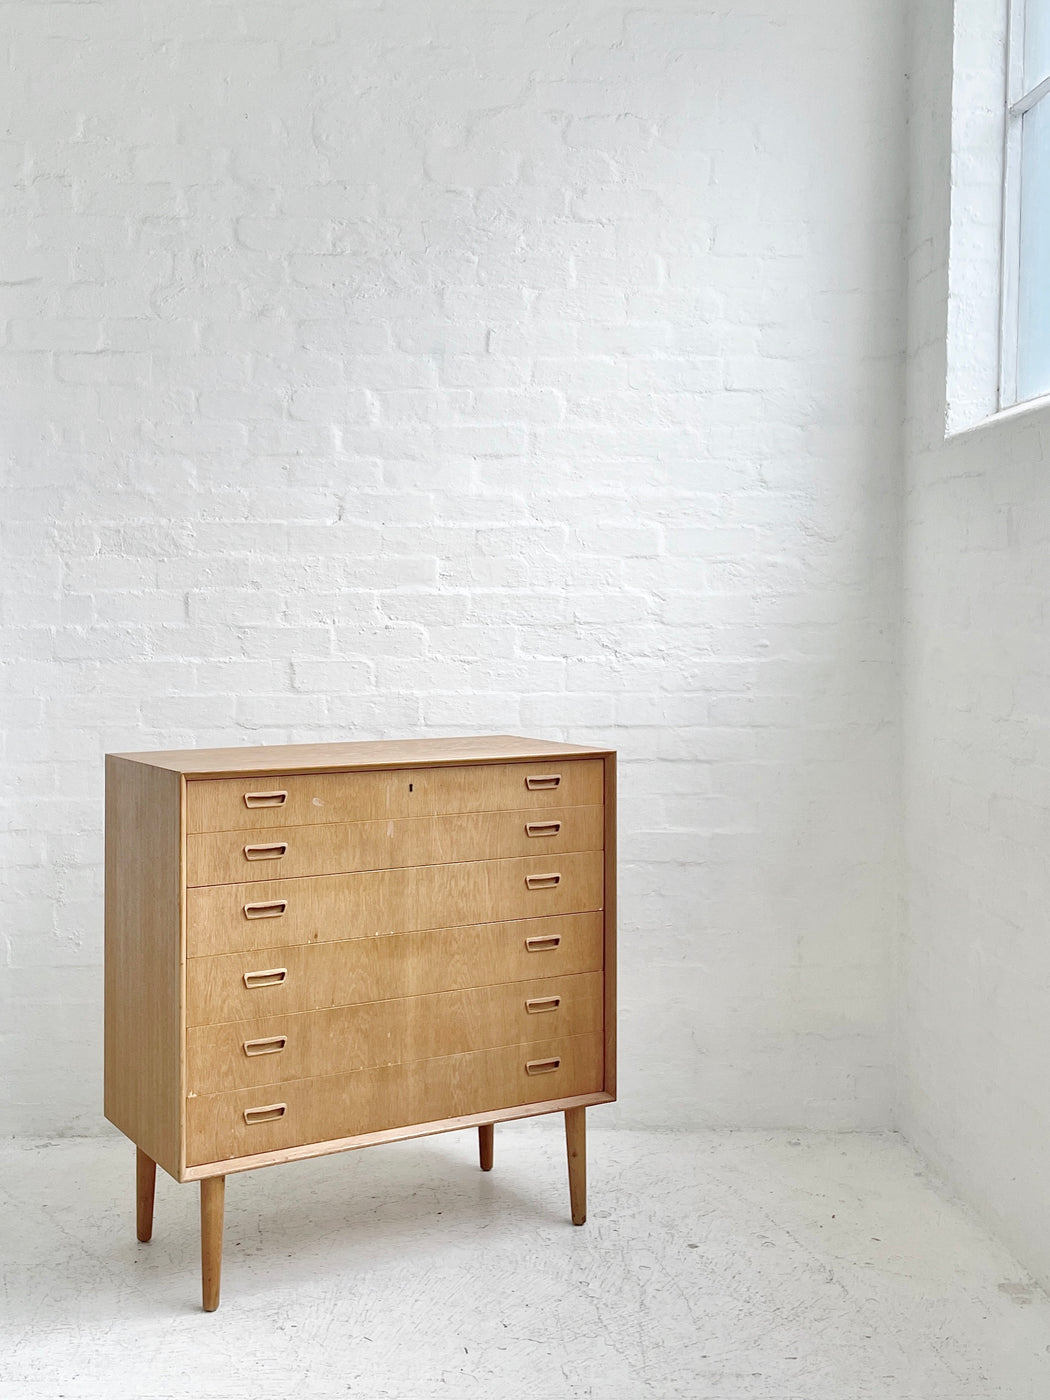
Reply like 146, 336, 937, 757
565, 1107, 586, 1225
478, 1123, 494, 1171
136, 1147, 156, 1243
200, 1176, 225, 1312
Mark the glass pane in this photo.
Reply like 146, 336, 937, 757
1017, 95, 1050, 402
1025, 0, 1050, 90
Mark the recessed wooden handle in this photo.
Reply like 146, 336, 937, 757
526, 820, 562, 837
243, 1103, 286, 1124
526, 774, 561, 790
525, 996, 561, 1013
525, 934, 561, 952
244, 842, 288, 861
243, 967, 287, 989
525, 1057, 561, 1074
243, 1035, 287, 1057
526, 872, 561, 890
243, 900, 288, 920
244, 790, 288, 808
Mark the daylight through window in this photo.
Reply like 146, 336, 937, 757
1003, 0, 1050, 405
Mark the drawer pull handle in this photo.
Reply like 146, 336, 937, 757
526, 820, 562, 837
526, 996, 561, 1013
526, 774, 561, 790
525, 935, 561, 952
526, 872, 561, 890
244, 790, 288, 808
243, 900, 288, 920
243, 1102, 286, 1124
243, 1035, 287, 1057
525, 1057, 561, 1075
243, 967, 287, 988
244, 842, 288, 861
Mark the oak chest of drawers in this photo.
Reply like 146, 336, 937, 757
104, 734, 616, 1310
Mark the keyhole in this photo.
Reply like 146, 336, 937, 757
409, 783, 413, 792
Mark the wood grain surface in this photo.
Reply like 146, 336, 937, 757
185, 758, 604, 833
186, 911, 604, 1026
186, 972, 603, 1093
186, 803, 603, 885
186, 851, 604, 957
186, 1032, 604, 1166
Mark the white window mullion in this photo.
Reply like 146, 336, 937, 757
999, 0, 1026, 408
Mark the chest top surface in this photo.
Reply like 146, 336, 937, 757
108, 734, 613, 778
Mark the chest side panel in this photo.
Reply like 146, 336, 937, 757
104, 757, 183, 1178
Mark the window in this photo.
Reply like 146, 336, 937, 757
1002, 0, 1050, 406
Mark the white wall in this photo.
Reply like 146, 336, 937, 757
1, 0, 907, 1137
904, 0, 1050, 1287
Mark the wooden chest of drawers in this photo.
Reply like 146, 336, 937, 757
104, 734, 616, 1310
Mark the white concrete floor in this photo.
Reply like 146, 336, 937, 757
2, 1125, 1050, 1399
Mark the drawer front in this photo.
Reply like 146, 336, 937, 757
187, 972, 603, 1095
186, 804, 603, 888
186, 759, 604, 833
186, 1032, 604, 1167
187, 912, 603, 1027
187, 851, 604, 957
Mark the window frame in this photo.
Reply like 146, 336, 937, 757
999, 0, 1050, 408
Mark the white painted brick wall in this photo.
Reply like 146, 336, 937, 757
904, 0, 1050, 1288
1, 0, 906, 1136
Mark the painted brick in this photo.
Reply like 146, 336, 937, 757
902, 0, 1050, 1290
0, 0, 904, 1143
